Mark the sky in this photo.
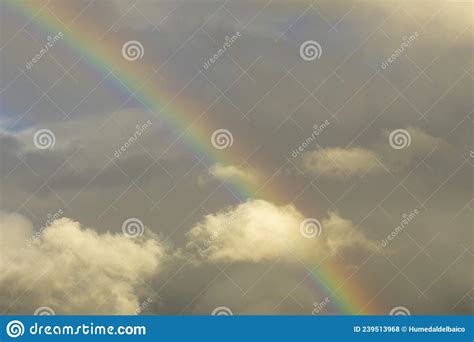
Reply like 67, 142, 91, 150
0, 0, 472, 316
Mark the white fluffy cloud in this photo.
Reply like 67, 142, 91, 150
207, 163, 258, 185
185, 199, 376, 263
301, 147, 382, 180
0, 213, 166, 314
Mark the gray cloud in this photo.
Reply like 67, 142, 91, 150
0, 0, 471, 315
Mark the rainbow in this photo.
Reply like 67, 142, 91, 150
4, 0, 379, 315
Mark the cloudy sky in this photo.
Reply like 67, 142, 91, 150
0, 0, 472, 316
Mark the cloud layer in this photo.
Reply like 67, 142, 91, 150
208, 163, 258, 185
185, 199, 376, 264
300, 127, 455, 180
0, 213, 166, 314
302, 147, 381, 180
0, 0, 471, 315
